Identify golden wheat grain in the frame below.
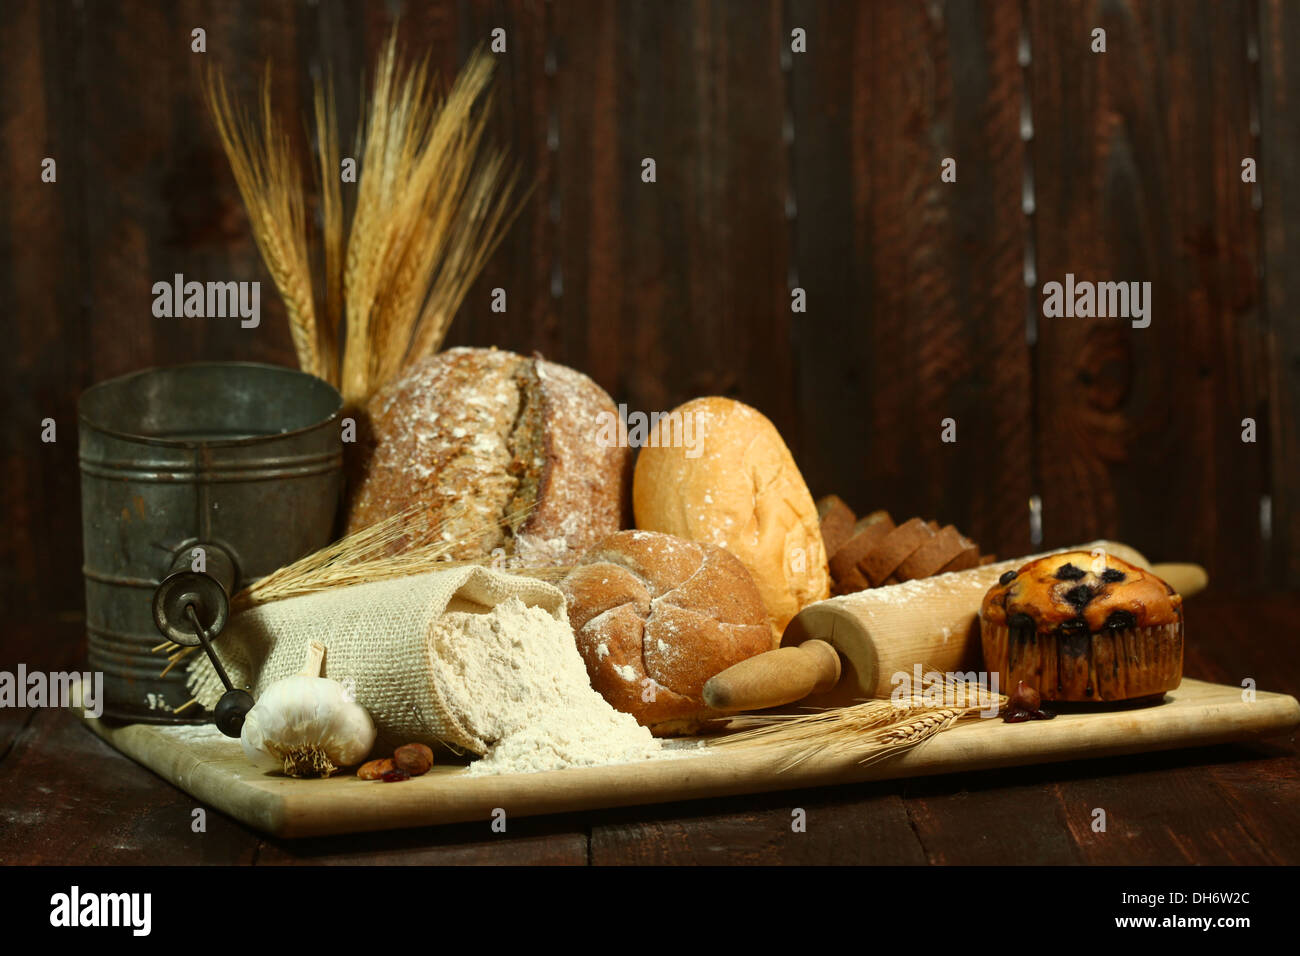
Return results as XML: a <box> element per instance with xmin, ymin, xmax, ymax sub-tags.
<box><xmin>207</xmin><ymin>29</ymin><xmax>521</xmax><ymax>404</ymax></box>
<box><xmin>408</xmin><ymin>143</ymin><xmax>525</xmax><ymax>366</ymax></box>
<box><xmin>340</xmin><ymin>32</ymin><xmax>402</xmax><ymax>404</ymax></box>
<box><xmin>713</xmin><ymin>674</ymin><xmax>1006</xmax><ymax>770</ymax></box>
<box><xmin>879</xmin><ymin>709</ymin><xmax>963</xmax><ymax>743</ymax></box>
<box><xmin>156</xmin><ymin>501</ymin><xmax>554</xmax><ymax>676</ymax></box>
<box><xmin>313</xmin><ymin>70</ymin><xmax>344</xmax><ymax>385</ymax></box>
<box><xmin>204</xmin><ymin>66</ymin><xmax>319</xmax><ymax>377</ymax></box>
<box><xmin>372</xmin><ymin>49</ymin><xmax>509</xmax><ymax>385</ymax></box>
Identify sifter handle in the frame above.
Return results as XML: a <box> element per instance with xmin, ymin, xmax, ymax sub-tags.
<box><xmin>151</xmin><ymin>543</ymin><xmax>253</xmax><ymax>737</ymax></box>
<box><xmin>152</xmin><ymin>543</ymin><xmax>237</xmax><ymax>647</ymax></box>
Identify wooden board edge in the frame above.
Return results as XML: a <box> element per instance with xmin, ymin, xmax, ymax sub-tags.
<box><xmin>82</xmin><ymin>718</ymin><xmax>288</xmax><ymax>836</ymax></box>
<box><xmin>272</xmin><ymin>688</ymin><xmax>1300</xmax><ymax>838</ymax></box>
<box><xmin>80</xmin><ymin>682</ymin><xmax>1300</xmax><ymax>839</ymax></box>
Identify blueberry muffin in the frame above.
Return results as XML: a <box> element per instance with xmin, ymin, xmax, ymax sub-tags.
<box><xmin>980</xmin><ymin>551</ymin><xmax>1184</xmax><ymax>703</ymax></box>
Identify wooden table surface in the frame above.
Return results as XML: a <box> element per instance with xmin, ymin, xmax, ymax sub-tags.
<box><xmin>2</xmin><ymin>595</ymin><xmax>1297</xmax><ymax>866</ymax></box>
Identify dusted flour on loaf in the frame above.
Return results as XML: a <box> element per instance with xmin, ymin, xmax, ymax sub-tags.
<box><xmin>632</xmin><ymin>397</ymin><xmax>831</xmax><ymax>639</ymax></box>
<box><xmin>346</xmin><ymin>347</ymin><xmax>631</xmax><ymax>565</ymax></box>
<box><xmin>559</xmin><ymin>530</ymin><xmax>772</xmax><ymax>736</ymax></box>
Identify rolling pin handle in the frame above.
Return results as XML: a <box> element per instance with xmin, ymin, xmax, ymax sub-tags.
<box><xmin>805</xmin><ymin>639</ymin><xmax>842</xmax><ymax>694</ymax></box>
<box><xmin>1150</xmin><ymin>563</ymin><xmax>1208</xmax><ymax>598</ymax></box>
<box><xmin>703</xmin><ymin>639</ymin><xmax>842</xmax><ymax>713</ymax></box>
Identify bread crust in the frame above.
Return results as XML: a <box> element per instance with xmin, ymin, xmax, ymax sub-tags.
<box><xmin>560</xmin><ymin>530</ymin><xmax>772</xmax><ymax>735</ymax></box>
<box><xmin>816</xmin><ymin>495</ymin><xmax>856</xmax><ymax>559</ymax></box>
<box><xmin>860</xmin><ymin>517</ymin><xmax>931</xmax><ymax>585</ymax></box>
<box><xmin>896</xmin><ymin>524</ymin><xmax>965</xmax><ymax>579</ymax></box>
<box><xmin>345</xmin><ymin>347</ymin><xmax>630</xmax><ymax>563</ymax></box>
<box><xmin>631</xmin><ymin>397</ymin><xmax>830</xmax><ymax>641</ymax></box>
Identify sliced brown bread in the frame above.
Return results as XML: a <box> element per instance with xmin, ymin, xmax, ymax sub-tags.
<box><xmin>860</xmin><ymin>517</ymin><xmax>932</xmax><ymax>585</ymax></box>
<box><xmin>829</xmin><ymin>513</ymin><xmax>895</xmax><ymax>590</ymax></box>
<box><xmin>938</xmin><ymin>540</ymin><xmax>980</xmax><ymax>573</ymax></box>
<box><xmin>896</xmin><ymin>524</ymin><xmax>967</xmax><ymax>579</ymax></box>
<box><xmin>815</xmin><ymin>495</ymin><xmax>856</xmax><ymax>563</ymax></box>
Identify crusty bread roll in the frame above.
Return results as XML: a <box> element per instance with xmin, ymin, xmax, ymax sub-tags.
<box><xmin>346</xmin><ymin>347</ymin><xmax>630</xmax><ymax>564</ymax></box>
<box><xmin>559</xmin><ymin>530</ymin><xmax>772</xmax><ymax>735</ymax></box>
<box><xmin>632</xmin><ymin>397</ymin><xmax>830</xmax><ymax>641</ymax></box>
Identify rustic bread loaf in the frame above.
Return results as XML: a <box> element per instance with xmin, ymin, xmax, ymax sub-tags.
<box><xmin>632</xmin><ymin>397</ymin><xmax>831</xmax><ymax>642</ymax></box>
<box><xmin>559</xmin><ymin>530</ymin><xmax>772</xmax><ymax>736</ymax></box>
<box><xmin>345</xmin><ymin>347</ymin><xmax>631</xmax><ymax>564</ymax></box>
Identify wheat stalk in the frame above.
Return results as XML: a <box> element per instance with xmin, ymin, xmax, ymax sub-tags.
<box><xmin>206</xmin><ymin>29</ymin><xmax>522</xmax><ymax>405</ymax></box>
<box><xmin>204</xmin><ymin>65</ymin><xmax>320</xmax><ymax>377</ymax></box>
<box><xmin>230</xmin><ymin>504</ymin><xmax>451</xmax><ymax>612</ymax></box>
<box><xmin>153</xmin><ymin>502</ymin><xmax>568</xmax><ymax>675</ymax></box>
<box><xmin>713</xmin><ymin>676</ymin><xmax>1006</xmax><ymax>771</ymax></box>
<box><xmin>408</xmin><ymin>148</ymin><xmax>523</xmax><ymax>367</ymax></box>
<box><xmin>313</xmin><ymin>70</ymin><xmax>344</xmax><ymax>383</ymax></box>
<box><xmin>879</xmin><ymin>709</ymin><xmax>964</xmax><ymax>743</ymax></box>
<box><xmin>342</xmin><ymin>34</ymin><xmax>412</xmax><ymax>403</ymax></box>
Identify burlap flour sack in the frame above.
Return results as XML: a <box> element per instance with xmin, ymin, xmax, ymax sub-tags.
<box><xmin>186</xmin><ymin>566</ymin><xmax>568</xmax><ymax>754</ymax></box>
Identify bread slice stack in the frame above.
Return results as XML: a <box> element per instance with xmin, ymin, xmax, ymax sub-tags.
<box><xmin>817</xmin><ymin>495</ymin><xmax>995</xmax><ymax>595</ymax></box>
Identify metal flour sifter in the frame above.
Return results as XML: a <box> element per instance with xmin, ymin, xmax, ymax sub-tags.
<box><xmin>78</xmin><ymin>362</ymin><xmax>343</xmax><ymax>731</ymax></box>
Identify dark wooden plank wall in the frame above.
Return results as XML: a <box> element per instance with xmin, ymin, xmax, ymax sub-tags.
<box><xmin>1029</xmin><ymin>0</ymin><xmax>1267</xmax><ymax>587</ymax></box>
<box><xmin>1</xmin><ymin>0</ymin><xmax>1295</xmax><ymax>628</ymax></box>
<box><xmin>1261</xmin><ymin>0</ymin><xmax>1300</xmax><ymax>587</ymax></box>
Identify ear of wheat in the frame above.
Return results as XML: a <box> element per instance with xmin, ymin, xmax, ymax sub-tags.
<box><xmin>713</xmin><ymin>675</ymin><xmax>1006</xmax><ymax>770</ymax></box>
<box><xmin>204</xmin><ymin>65</ymin><xmax>320</xmax><ymax>377</ymax></box>
<box><xmin>152</xmin><ymin>503</ymin><xmax>570</xmax><ymax>677</ymax></box>
<box><xmin>204</xmin><ymin>28</ymin><xmax>522</xmax><ymax>406</ymax></box>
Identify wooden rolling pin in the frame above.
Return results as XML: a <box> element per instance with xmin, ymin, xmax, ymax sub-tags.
<box><xmin>703</xmin><ymin>541</ymin><xmax>1207</xmax><ymax>713</ymax></box>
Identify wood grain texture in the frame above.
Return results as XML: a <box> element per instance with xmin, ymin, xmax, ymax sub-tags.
<box><xmin>76</xmin><ymin>676</ymin><xmax>1300</xmax><ymax>837</ymax></box>
<box><xmin>903</xmin><ymin>744</ymin><xmax>1292</xmax><ymax>865</ymax></box>
<box><xmin>1028</xmin><ymin>0</ymin><xmax>1266</xmax><ymax>585</ymax></box>
<box><xmin>0</xmin><ymin>706</ymin><xmax>259</xmax><ymax>865</ymax></box>
<box><xmin>252</xmin><ymin>814</ymin><xmax>590</xmax><ymax>865</ymax></box>
<box><xmin>1260</xmin><ymin>0</ymin><xmax>1300</xmax><ymax>588</ymax></box>
<box><xmin>549</xmin><ymin>0</ymin><xmax>792</xmax><ymax>421</ymax></box>
<box><xmin>0</xmin><ymin>598</ymin><xmax>1296</xmax><ymax>863</ymax></box>
<box><xmin>2</xmin><ymin>0</ymin><xmax>1299</xmax><ymax>866</ymax></box>
<box><xmin>588</xmin><ymin>786</ymin><xmax>927</xmax><ymax>865</ymax></box>
<box><xmin>789</xmin><ymin>0</ymin><xmax>1033</xmax><ymax>561</ymax></box>
<box><xmin>0</xmin><ymin>0</ymin><xmax>91</xmax><ymax>622</ymax></box>
<box><xmin>0</xmin><ymin>0</ymin><xmax>1296</xmax><ymax>619</ymax></box>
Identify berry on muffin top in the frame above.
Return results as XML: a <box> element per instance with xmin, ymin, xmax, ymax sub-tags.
<box><xmin>981</xmin><ymin>551</ymin><xmax>1182</xmax><ymax>634</ymax></box>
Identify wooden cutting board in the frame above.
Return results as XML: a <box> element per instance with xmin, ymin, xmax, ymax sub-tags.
<box><xmin>84</xmin><ymin>678</ymin><xmax>1298</xmax><ymax>838</ymax></box>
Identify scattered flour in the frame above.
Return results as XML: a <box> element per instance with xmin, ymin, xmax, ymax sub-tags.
<box><xmin>428</xmin><ymin>597</ymin><xmax>662</xmax><ymax>776</ymax></box>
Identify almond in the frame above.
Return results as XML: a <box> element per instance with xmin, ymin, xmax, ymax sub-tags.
<box><xmin>393</xmin><ymin>743</ymin><xmax>434</xmax><ymax>777</ymax></box>
<box><xmin>357</xmin><ymin>758</ymin><xmax>394</xmax><ymax>780</ymax></box>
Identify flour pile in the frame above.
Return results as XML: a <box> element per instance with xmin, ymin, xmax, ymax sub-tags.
<box><xmin>430</xmin><ymin>597</ymin><xmax>662</xmax><ymax>776</ymax></box>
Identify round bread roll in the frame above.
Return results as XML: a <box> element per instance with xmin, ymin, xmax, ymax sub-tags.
<box><xmin>632</xmin><ymin>397</ymin><xmax>830</xmax><ymax>641</ymax></box>
<box><xmin>346</xmin><ymin>347</ymin><xmax>631</xmax><ymax>565</ymax></box>
<box><xmin>559</xmin><ymin>530</ymin><xmax>772</xmax><ymax>736</ymax></box>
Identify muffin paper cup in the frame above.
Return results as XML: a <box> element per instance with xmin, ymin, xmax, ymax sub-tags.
<box><xmin>981</xmin><ymin>618</ymin><xmax>1184</xmax><ymax>703</ymax></box>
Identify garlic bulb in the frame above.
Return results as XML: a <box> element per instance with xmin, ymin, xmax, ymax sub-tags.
<box><xmin>240</xmin><ymin>641</ymin><xmax>376</xmax><ymax>778</ymax></box>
